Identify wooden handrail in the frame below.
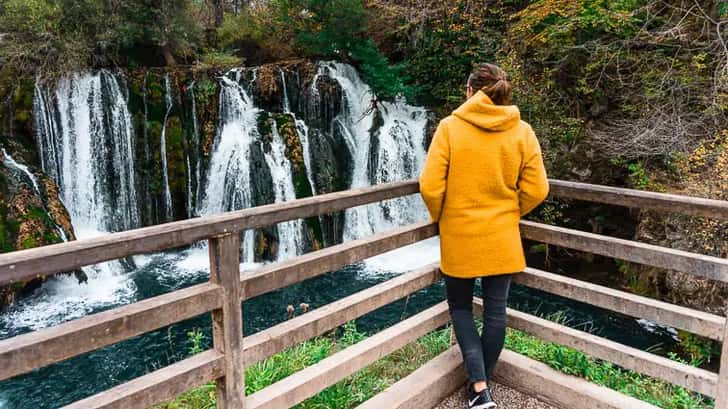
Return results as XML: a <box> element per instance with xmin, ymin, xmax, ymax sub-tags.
<box><xmin>0</xmin><ymin>282</ymin><xmax>223</xmax><ymax>382</ymax></box>
<box><xmin>62</xmin><ymin>350</ymin><xmax>225</xmax><ymax>409</ymax></box>
<box><xmin>549</xmin><ymin>179</ymin><xmax>728</xmax><ymax>221</ymax></box>
<box><xmin>516</xmin><ymin>268</ymin><xmax>726</xmax><ymax>341</ymax></box>
<box><xmin>520</xmin><ymin>220</ymin><xmax>728</xmax><ymax>283</ymax></box>
<box><xmin>1</xmin><ymin>179</ymin><xmax>727</xmax><ymax>409</ymax></box>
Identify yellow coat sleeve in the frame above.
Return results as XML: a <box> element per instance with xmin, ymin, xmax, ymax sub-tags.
<box><xmin>519</xmin><ymin>131</ymin><xmax>549</xmax><ymax>216</ymax></box>
<box><xmin>419</xmin><ymin>122</ymin><xmax>450</xmax><ymax>222</ymax></box>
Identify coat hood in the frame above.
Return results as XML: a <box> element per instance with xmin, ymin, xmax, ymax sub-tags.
<box><xmin>453</xmin><ymin>91</ymin><xmax>521</xmax><ymax>132</ymax></box>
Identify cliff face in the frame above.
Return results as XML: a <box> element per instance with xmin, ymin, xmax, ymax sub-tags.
<box><xmin>0</xmin><ymin>59</ymin><xmax>405</xmax><ymax>309</ymax></box>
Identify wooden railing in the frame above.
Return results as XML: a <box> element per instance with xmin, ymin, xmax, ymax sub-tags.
<box><xmin>0</xmin><ymin>179</ymin><xmax>726</xmax><ymax>409</ymax></box>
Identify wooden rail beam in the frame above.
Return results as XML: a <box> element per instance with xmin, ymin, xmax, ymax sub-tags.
<box><xmin>479</xmin><ymin>301</ymin><xmax>719</xmax><ymax>397</ymax></box>
<box><xmin>716</xmin><ymin>318</ymin><xmax>728</xmax><ymax>409</ymax></box>
<box><xmin>241</xmin><ymin>222</ymin><xmax>437</xmax><ymax>299</ymax></box>
<box><xmin>520</xmin><ymin>221</ymin><xmax>728</xmax><ymax>283</ymax></box>
<box><xmin>209</xmin><ymin>234</ymin><xmax>245</xmax><ymax>408</ymax></box>
<box><xmin>61</xmin><ymin>350</ymin><xmax>224</xmax><ymax>409</ymax></box>
<box><xmin>245</xmin><ymin>302</ymin><xmax>451</xmax><ymax>409</ymax></box>
<box><xmin>549</xmin><ymin>179</ymin><xmax>728</xmax><ymax>221</ymax></box>
<box><xmin>515</xmin><ymin>268</ymin><xmax>726</xmax><ymax>341</ymax></box>
<box><xmin>0</xmin><ymin>283</ymin><xmax>222</xmax><ymax>382</ymax></box>
<box><xmin>354</xmin><ymin>345</ymin><xmax>465</xmax><ymax>409</ymax></box>
<box><xmin>243</xmin><ymin>264</ymin><xmax>441</xmax><ymax>365</ymax></box>
<box><xmin>494</xmin><ymin>350</ymin><xmax>660</xmax><ymax>409</ymax></box>
<box><xmin>0</xmin><ymin>180</ymin><xmax>420</xmax><ymax>285</ymax></box>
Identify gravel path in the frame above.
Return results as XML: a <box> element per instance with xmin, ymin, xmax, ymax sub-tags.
<box><xmin>434</xmin><ymin>383</ymin><xmax>558</xmax><ymax>409</ymax></box>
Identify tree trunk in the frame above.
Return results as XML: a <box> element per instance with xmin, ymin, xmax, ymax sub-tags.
<box><xmin>213</xmin><ymin>0</ymin><xmax>224</xmax><ymax>27</ymax></box>
<box><xmin>161</xmin><ymin>44</ymin><xmax>177</xmax><ymax>67</ymax></box>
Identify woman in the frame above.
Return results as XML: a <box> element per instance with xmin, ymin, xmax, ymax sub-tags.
<box><xmin>419</xmin><ymin>63</ymin><xmax>549</xmax><ymax>409</ymax></box>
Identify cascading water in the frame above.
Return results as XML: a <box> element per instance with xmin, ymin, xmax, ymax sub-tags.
<box><xmin>198</xmin><ymin>72</ymin><xmax>257</xmax><ymax>263</ymax></box>
<box><xmin>160</xmin><ymin>74</ymin><xmax>174</xmax><ymax>221</ymax></box>
<box><xmin>263</xmin><ymin>122</ymin><xmax>305</xmax><ymax>259</ymax></box>
<box><xmin>318</xmin><ymin>62</ymin><xmax>429</xmax><ymax>242</ymax></box>
<box><xmin>1</xmin><ymin>149</ymin><xmax>68</xmax><ymax>242</ymax></box>
<box><xmin>188</xmin><ymin>81</ymin><xmax>202</xmax><ymax>217</ymax></box>
<box><xmin>1</xmin><ymin>149</ymin><xmax>41</xmax><ymax>194</ymax></box>
<box><xmin>7</xmin><ymin>71</ymin><xmax>140</xmax><ymax>330</ymax></box>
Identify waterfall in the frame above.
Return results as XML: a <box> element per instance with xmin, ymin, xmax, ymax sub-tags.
<box><xmin>1</xmin><ymin>149</ymin><xmax>69</xmax><ymax>242</ymax></box>
<box><xmin>198</xmin><ymin>73</ymin><xmax>257</xmax><ymax>263</ymax></box>
<box><xmin>319</xmin><ymin>62</ymin><xmax>428</xmax><ymax>241</ymax></box>
<box><xmin>160</xmin><ymin>74</ymin><xmax>174</xmax><ymax>221</ymax></box>
<box><xmin>188</xmin><ymin>81</ymin><xmax>202</xmax><ymax>217</ymax></box>
<box><xmin>11</xmin><ymin>71</ymin><xmax>140</xmax><ymax>329</ymax></box>
<box><xmin>2</xmin><ymin>149</ymin><xmax>40</xmax><ymax>194</ymax></box>
<box><xmin>263</xmin><ymin>122</ymin><xmax>305</xmax><ymax>259</ymax></box>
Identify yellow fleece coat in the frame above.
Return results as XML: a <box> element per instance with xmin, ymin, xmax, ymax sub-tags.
<box><xmin>419</xmin><ymin>91</ymin><xmax>549</xmax><ymax>278</ymax></box>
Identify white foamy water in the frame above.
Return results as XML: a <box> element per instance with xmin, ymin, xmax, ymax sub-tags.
<box><xmin>160</xmin><ymin>74</ymin><xmax>174</xmax><ymax>221</ymax></box>
<box><xmin>263</xmin><ymin>122</ymin><xmax>305</xmax><ymax>260</ymax></box>
<box><xmin>5</xmin><ymin>71</ymin><xmax>142</xmax><ymax>332</ymax></box>
<box><xmin>198</xmin><ymin>72</ymin><xmax>258</xmax><ymax>262</ymax></box>
<box><xmin>363</xmin><ymin>237</ymin><xmax>440</xmax><ymax>274</ymax></box>
<box><xmin>2</xmin><ymin>148</ymin><xmax>40</xmax><ymax>194</ymax></box>
<box><xmin>319</xmin><ymin>62</ymin><xmax>429</xmax><ymax>242</ymax></box>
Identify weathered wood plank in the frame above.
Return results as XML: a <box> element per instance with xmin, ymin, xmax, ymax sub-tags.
<box><xmin>243</xmin><ymin>264</ymin><xmax>441</xmax><ymax>365</ymax></box>
<box><xmin>715</xmin><ymin>319</ymin><xmax>728</xmax><ymax>409</ymax></box>
<box><xmin>0</xmin><ymin>180</ymin><xmax>420</xmax><ymax>285</ymax></box>
<box><xmin>354</xmin><ymin>345</ymin><xmax>465</xmax><ymax>409</ymax></box>
<box><xmin>241</xmin><ymin>222</ymin><xmax>438</xmax><ymax>299</ymax></box>
<box><xmin>209</xmin><ymin>235</ymin><xmax>245</xmax><ymax>408</ymax></box>
<box><xmin>245</xmin><ymin>302</ymin><xmax>451</xmax><ymax>409</ymax></box>
<box><xmin>0</xmin><ymin>283</ymin><xmax>222</xmax><ymax>382</ymax></box>
<box><xmin>492</xmin><ymin>303</ymin><xmax>719</xmax><ymax>397</ymax></box>
<box><xmin>61</xmin><ymin>350</ymin><xmax>224</xmax><ymax>409</ymax></box>
<box><xmin>515</xmin><ymin>268</ymin><xmax>726</xmax><ymax>341</ymax></box>
<box><xmin>520</xmin><ymin>221</ymin><xmax>728</xmax><ymax>283</ymax></box>
<box><xmin>549</xmin><ymin>179</ymin><xmax>728</xmax><ymax>221</ymax></box>
<box><xmin>494</xmin><ymin>349</ymin><xmax>660</xmax><ymax>409</ymax></box>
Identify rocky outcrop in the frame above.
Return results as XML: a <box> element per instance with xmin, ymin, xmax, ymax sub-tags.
<box><xmin>0</xmin><ymin>147</ymin><xmax>85</xmax><ymax>311</ymax></box>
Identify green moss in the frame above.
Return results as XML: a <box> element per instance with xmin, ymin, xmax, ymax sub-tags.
<box><xmin>19</xmin><ymin>236</ymin><xmax>38</xmax><ymax>250</ymax></box>
<box><xmin>194</xmin><ymin>79</ymin><xmax>217</xmax><ymax>103</ymax></box>
<box><xmin>257</xmin><ymin>111</ymin><xmax>272</xmax><ymax>137</ymax></box>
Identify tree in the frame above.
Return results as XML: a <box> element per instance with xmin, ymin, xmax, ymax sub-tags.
<box><xmin>112</xmin><ymin>0</ymin><xmax>203</xmax><ymax>66</ymax></box>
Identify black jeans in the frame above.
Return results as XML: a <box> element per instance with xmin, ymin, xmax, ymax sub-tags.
<box><xmin>444</xmin><ymin>273</ymin><xmax>513</xmax><ymax>383</ymax></box>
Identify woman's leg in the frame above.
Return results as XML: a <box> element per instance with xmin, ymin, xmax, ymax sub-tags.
<box><xmin>444</xmin><ymin>275</ymin><xmax>487</xmax><ymax>384</ymax></box>
<box><xmin>480</xmin><ymin>274</ymin><xmax>513</xmax><ymax>381</ymax></box>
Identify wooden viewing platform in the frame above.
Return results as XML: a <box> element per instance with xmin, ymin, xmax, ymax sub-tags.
<box><xmin>0</xmin><ymin>179</ymin><xmax>727</xmax><ymax>408</ymax></box>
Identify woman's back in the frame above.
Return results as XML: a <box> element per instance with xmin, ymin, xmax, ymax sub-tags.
<box><xmin>419</xmin><ymin>74</ymin><xmax>548</xmax><ymax>279</ymax></box>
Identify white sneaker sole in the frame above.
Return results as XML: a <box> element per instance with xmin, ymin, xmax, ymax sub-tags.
<box><xmin>468</xmin><ymin>402</ymin><xmax>496</xmax><ymax>409</ymax></box>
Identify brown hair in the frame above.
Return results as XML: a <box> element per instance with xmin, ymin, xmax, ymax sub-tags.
<box><xmin>467</xmin><ymin>63</ymin><xmax>512</xmax><ymax>106</ymax></box>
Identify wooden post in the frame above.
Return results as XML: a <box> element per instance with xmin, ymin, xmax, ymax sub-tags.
<box><xmin>717</xmin><ymin>317</ymin><xmax>728</xmax><ymax>409</ymax></box>
<box><xmin>209</xmin><ymin>234</ymin><xmax>245</xmax><ymax>409</ymax></box>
